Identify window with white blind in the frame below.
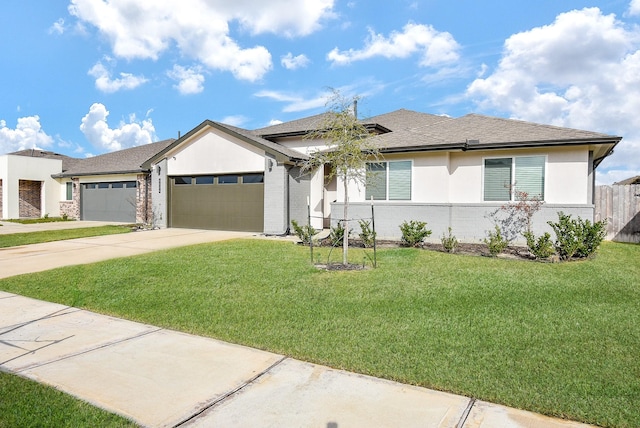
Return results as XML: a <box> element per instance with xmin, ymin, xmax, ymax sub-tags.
<box><xmin>483</xmin><ymin>156</ymin><xmax>545</xmax><ymax>201</ymax></box>
<box><xmin>366</xmin><ymin>160</ymin><xmax>412</xmax><ymax>200</ymax></box>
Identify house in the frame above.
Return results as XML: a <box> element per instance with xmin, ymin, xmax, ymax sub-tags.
<box><xmin>0</xmin><ymin>150</ymin><xmax>79</xmax><ymax>219</ymax></box>
<box><xmin>146</xmin><ymin>109</ymin><xmax>620</xmax><ymax>242</ymax></box>
<box><xmin>0</xmin><ymin>140</ymin><xmax>173</xmax><ymax>224</ymax></box>
<box><xmin>1</xmin><ymin>108</ymin><xmax>621</xmax><ymax>243</ymax></box>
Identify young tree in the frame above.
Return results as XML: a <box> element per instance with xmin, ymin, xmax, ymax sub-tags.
<box><xmin>301</xmin><ymin>90</ymin><xmax>381</xmax><ymax>265</ymax></box>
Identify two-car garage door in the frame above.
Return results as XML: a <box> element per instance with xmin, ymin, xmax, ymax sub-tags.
<box><xmin>169</xmin><ymin>173</ymin><xmax>264</xmax><ymax>232</ymax></box>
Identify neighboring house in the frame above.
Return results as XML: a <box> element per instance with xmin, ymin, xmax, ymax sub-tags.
<box><xmin>0</xmin><ymin>140</ymin><xmax>174</xmax><ymax>224</ymax></box>
<box><xmin>614</xmin><ymin>175</ymin><xmax>640</xmax><ymax>185</ymax></box>
<box><xmin>1</xmin><ymin>109</ymin><xmax>621</xmax><ymax>243</ymax></box>
<box><xmin>146</xmin><ymin>109</ymin><xmax>620</xmax><ymax>242</ymax></box>
<box><xmin>0</xmin><ymin>150</ymin><xmax>79</xmax><ymax>219</ymax></box>
<box><xmin>52</xmin><ymin>139</ymin><xmax>174</xmax><ymax>224</ymax></box>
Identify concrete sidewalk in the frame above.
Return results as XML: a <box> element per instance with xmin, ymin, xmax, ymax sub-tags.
<box><xmin>0</xmin><ymin>227</ymin><xmax>596</xmax><ymax>427</ymax></box>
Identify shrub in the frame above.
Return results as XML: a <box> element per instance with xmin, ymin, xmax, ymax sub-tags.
<box><xmin>291</xmin><ymin>220</ymin><xmax>315</xmax><ymax>245</ymax></box>
<box><xmin>330</xmin><ymin>223</ymin><xmax>351</xmax><ymax>247</ymax></box>
<box><xmin>399</xmin><ymin>220</ymin><xmax>432</xmax><ymax>247</ymax></box>
<box><xmin>484</xmin><ymin>225</ymin><xmax>508</xmax><ymax>256</ymax></box>
<box><xmin>441</xmin><ymin>227</ymin><xmax>459</xmax><ymax>253</ymax></box>
<box><xmin>486</xmin><ymin>190</ymin><xmax>544</xmax><ymax>243</ymax></box>
<box><xmin>547</xmin><ymin>212</ymin><xmax>607</xmax><ymax>260</ymax></box>
<box><xmin>358</xmin><ymin>219</ymin><xmax>376</xmax><ymax>248</ymax></box>
<box><xmin>523</xmin><ymin>231</ymin><xmax>555</xmax><ymax>260</ymax></box>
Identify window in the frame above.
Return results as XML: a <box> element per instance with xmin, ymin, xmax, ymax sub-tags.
<box><xmin>195</xmin><ymin>176</ymin><xmax>214</xmax><ymax>185</ymax></box>
<box><xmin>484</xmin><ymin>156</ymin><xmax>545</xmax><ymax>201</ymax></box>
<box><xmin>242</xmin><ymin>173</ymin><xmax>264</xmax><ymax>184</ymax></box>
<box><xmin>66</xmin><ymin>182</ymin><xmax>73</xmax><ymax>200</ymax></box>
<box><xmin>365</xmin><ymin>160</ymin><xmax>411</xmax><ymax>201</ymax></box>
<box><xmin>217</xmin><ymin>175</ymin><xmax>238</xmax><ymax>184</ymax></box>
<box><xmin>111</xmin><ymin>182</ymin><xmax>124</xmax><ymax>189</ymax></box>
<box><xmin>124</xmin><ymin>181</ymin><xmax>137</xmax><ymax>189</ymax></box>
<box><xmin>174</xmin><ymin>176</ymin><xmax>192</xmax><ymax>185</ymax></box>
<box><xmin>97</xmin><ymin>183</ymin><xmax>109</xmax><ymax>189</ymax></box>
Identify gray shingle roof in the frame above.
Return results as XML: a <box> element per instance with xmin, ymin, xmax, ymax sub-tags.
<box><xmin>368</xmin><ymin>113</ymin><xmax>620</xmax><ymax>151</ymax></box>
<box><xmin>8</xmin><ymin>149</ymin><xmax>80</xmax><ymax>172</ymax></box>
<box><xmin>56</xmin><ymin>139</ymin><xmax>175</xmax><ymax>177</ymax></box>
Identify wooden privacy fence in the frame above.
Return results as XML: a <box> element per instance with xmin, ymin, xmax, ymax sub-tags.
<box><xmin>595</xmin><ymin>184</ymin><xmax>640</xmax><ymax>243</ymax></box>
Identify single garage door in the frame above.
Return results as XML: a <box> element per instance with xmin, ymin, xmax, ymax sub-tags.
<box><xmin>169</xmin><ymin>173</ymin><xmax>264</xmax><ymax>232</ymax></box>
<box><xmin>81</xmin><ymin>181</ymin><xmax>137</xmax><ymax>222</ymax></box>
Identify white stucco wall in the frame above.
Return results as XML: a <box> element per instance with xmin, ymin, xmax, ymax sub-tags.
<box><xmin>166</xmin><ymin>128</ymin><xmax>265</xmax><ymax>175</ymax></box>
<box><xmin>0</xmin><ymin>155</ymin><xmax>62</xmax><ymax>219</ymax></box>
<box><xmin>274</xmin><ymin>136</ymin><xmax>332</xmax><ymax>156</ymax></box>
<box><xmin>340</xmin><ymin>146</ymin><xmax>592</xmax><ymax>205</ymax></box>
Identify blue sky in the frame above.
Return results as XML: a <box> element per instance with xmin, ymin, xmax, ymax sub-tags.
<box><xmin>1</xmin><ymin>0</ymin><xmax>639</xmax><ymax>184</ymax></box>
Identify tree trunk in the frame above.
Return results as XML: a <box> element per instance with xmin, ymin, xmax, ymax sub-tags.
<box><xmin>343</xmin><ymin>174</ymin><xmax>349</xmax><ymax>265</ymax></box>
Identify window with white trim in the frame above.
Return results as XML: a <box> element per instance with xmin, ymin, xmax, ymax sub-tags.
<box><xmin>365</xmin><ymin>160</ymin><xmax>412</xmax><ymax>200</ymax></box>
<box><xmin>484</xmin><ymin>156</ymin><xmax>545</xmax><ymax>201</ymax></box>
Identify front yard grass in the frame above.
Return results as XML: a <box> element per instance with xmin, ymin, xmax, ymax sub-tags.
<box><xmin>0</xmin><ymin>371</ymin><xmax>137</xmax><ymax>427</ymax></box>
<box><xmin>0</xmin><ymin>226</ymin><xmax>131</xmax><ymax>248</ymax></box>
<box><xmin>1</xmin><ymin>240</ymin><xmax>638</xmax><ymax>427</ymax></box>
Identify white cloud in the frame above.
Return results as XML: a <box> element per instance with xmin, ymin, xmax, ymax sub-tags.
<box><xmin>0</xmin><ymin>116</ymin><xmax>54</xmax><ymax>153</ymax></box>
<box><xmin>88</xmin><ymin>60</ymin><xmax>147</xmax><ymax>93</ymax></box>
<box><xmin>80</xmin><ymin>103</ymin><xmax>156</xmax><ymax>152</ymax></box>
<box><xmin>68</xmin><ymin>0</ymin><xmax>335</xmax><ymax>82</ymax></box>
<box><xmin>254</xmin><ymin>90</ymin><xmax>328</xmax><ymax>112</ymax></box>
<box><xmin>327</xmin><ymin>22</ymin><xmax>460</xmax><ymax>67</ymax></box>
<box><xmin>629</xmin><ymin>0</ymin><xmax>640</xmax><ymax>16</ymax></box>
<box><xmin>466</xmin><ymin>7</ymin><xmax>640</xmax><ymax>184</ymax></box>
<box><xmin>220</xmin><ymin>115</ymin><xmax>248</xmax><ymax>127</ymax></box>
<box><xmin>167</xmin><ymin>65</ymin><xmax>205</xmax><ymax>95</ymax></box>
<box><xmin>281</xmin><ymin>53</ymin><xmax>311</xmax><ymax>70</ymax></box>
<box><xmin>49</xmin><ymin>18</ymin><xmax>66</xmax><ymax>35</ymax></box>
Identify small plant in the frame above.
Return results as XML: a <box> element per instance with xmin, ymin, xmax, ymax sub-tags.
<box><xmin>358</xmin><ymin>219</ymin><xmax>376</xmax><ymax>248</ymax></box>
<box><xmin>547</xmin><ymin>212</ymin><xmax>606</xmax><ymax>260</ymax></box>
<box><xmin>441</xmin><ymin>227</ymin><xmax>459</xmax><ymax>253</ymax></box>
<box><xmin>399</xmin><ymin>220</ymin><xmax>432</xmax><ymax>247</ymax></box>
<box><xmin>291</xmin><ymin>219</ymin><xmax>315</xmax><ymax>245</ymax></box>
<box><xmin>330</xmin><ymin>223</ymin><xmax>351</xmax><ymax>247</ymax></box>
<box><xmin>523</xmin><ymin>231</ymin><xmax>555</xmax><ymax>260</ymax></box>
<box><xmin>484</xmin><ymin>225</ymin><xmax>508</xmax><ymax>256</ymax></box>
<box><xmin>44</xmin><ymin>213</ymin><xmax>49</xmax><ymax>219</ymax></box>
<box><xmin>61</xmin><ymin>213</ymin><xmax>69</xmax><ymax>221</ymax></box>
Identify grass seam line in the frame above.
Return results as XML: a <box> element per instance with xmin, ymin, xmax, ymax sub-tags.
<box><xmin>172</xmin><ymin>355</ymin><xmax>288</xmax><ymax>428</ymax></box>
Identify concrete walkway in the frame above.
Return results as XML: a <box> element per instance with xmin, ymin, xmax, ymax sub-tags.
<box><xmin>0</xmin><ymin>224</ymin><xmax>596</xmax><ymax>427</ymax></box>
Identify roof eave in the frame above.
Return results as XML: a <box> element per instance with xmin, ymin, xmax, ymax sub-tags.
<box><xmin>53</xmin><ymin>169</ymin><xmax>148</xmax><ymax>179</ymax></box>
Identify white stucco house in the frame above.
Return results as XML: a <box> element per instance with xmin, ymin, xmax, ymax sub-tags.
<box><xmin>0</xmin><ymin>109</ymin><xmax>621</xmax><ymax>243</ymax></box>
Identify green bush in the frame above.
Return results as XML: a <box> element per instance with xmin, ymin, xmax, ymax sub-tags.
<box><xmin>291</xmin><ymin>220</ymin><xmax>315</xmax><ymax>245</ymax></box>
<box><xmin>399</xmin><ymin>220</ymin><xmax>432</xmax><ymax>247</ymax></box>
<box><xmin>484</xmin><ymin>225</ymin><xmax>508</xmax><ymax>256</ymax></box>
<box><xmin>330</xmin><ymin>223</ymin><xmax>351</xmax><ymax>246</ymax></box>
<box><xmin>523</xmin><ymin>231</ymin><xmax>555</xmax><ymax>260</ymax></box>
<box><xmin>358</xmin><ymin>219</ymin><xmax>376</xmax><ymax>248</ymax></box>
<box><xmin>547</xmin><ymin>212</ymin><xmax>606</xmax><ymax>260</ymax></box>
<box><xmin>441</xmin><ymin>227</ymin><xmax>459</xmax><ymax>253</ymax></box>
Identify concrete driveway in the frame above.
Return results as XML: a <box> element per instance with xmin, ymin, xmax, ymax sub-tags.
<box><xmin>0</xmin><ymin>223</ymin><xmax>253</xmax><ymax>279</ymax></box>
<box><xmin>0</xmin><ymin>223</ymin><xmax>596</xmax><ymax>427</ymax></box>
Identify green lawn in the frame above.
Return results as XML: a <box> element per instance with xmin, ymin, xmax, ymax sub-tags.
<box><xmin>0</xmin><ymin>371</ymin><xmax>137</xmax><ymax>428</ymax></box>
<box><xmin>1</xmin><ymin>240</ymin><xmax>638</xmax><ymax>427</ymax></box>
<box><xmin>0</xmin><ymin>226</ymin><xmax>131</xmax><ymax>248</ymax></box>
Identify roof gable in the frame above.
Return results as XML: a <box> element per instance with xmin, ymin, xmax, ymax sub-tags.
<box><xmin>146</xmin><ymin>120</ymin><xmax>308</xmax><ymax>167</ymax></box>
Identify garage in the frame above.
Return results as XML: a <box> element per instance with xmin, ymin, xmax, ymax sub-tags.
<box><xmin>81</xmin><ymin>181</ymin><xmax>137</xmax><ymax>222</ymax></box>
<box><xmin>169</xmin><ymin>173</ymin><xmax>264</xmax><ymax>232</ymax></box>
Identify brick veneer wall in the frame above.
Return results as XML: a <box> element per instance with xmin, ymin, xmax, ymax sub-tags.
<box><xmin>18</xmin><ymin>180</ymin><xmax>42</xmax><ymax>218</ymax></box>
<box><xmin>59</xmin><ymin>178</ymin><xmax>80</xmax><ymax>220</ymax></box>
<box><xmin>136</xmin><ymin>174</ymin><xmax>153</xmax><ymax>225</ymax></box>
